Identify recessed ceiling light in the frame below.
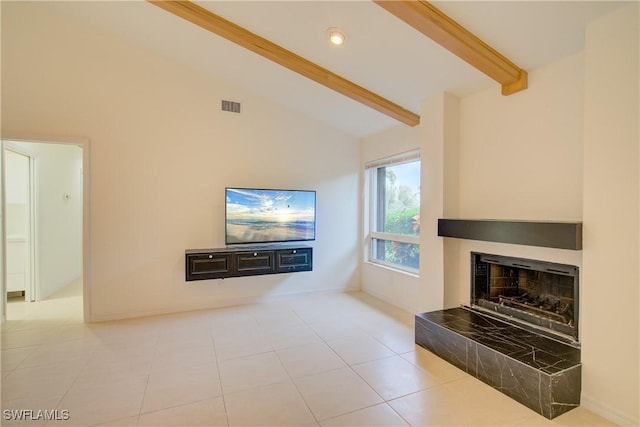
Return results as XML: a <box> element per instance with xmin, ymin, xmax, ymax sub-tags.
<box><xmin>327</xmin><ymin>28</ymin><xmax>346</xmax><ymax>46</ymax></box>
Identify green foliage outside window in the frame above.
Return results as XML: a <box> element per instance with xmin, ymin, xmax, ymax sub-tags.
<box><xmin>378</xmin><ymin>239</ymin><xmax>420</xmax><ymax>270</ymax></box>
<box><xmin>384</xmin><ymin>207</ymin><xmax>420</xmax><ymax>236</ymax></box>
<box><xmin>379</xmin><ymin>168</ymin><xmax>420</xmax><ymax>269</ymax></box>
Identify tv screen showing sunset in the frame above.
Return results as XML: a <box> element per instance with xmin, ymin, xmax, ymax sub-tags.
<box><xmin>225</xmin><ymin>188</ymin><xmax>316</xmax><ymax>244</ymax></box>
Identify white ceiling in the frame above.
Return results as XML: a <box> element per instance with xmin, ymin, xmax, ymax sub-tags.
<box><xmin>36</xmin><ymin>1</ymin><xmax>625</xmax><ymax>138</ymax></box>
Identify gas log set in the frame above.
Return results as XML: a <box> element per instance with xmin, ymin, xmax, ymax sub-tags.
<box><xmin>498</xmin><ymin>292</ymin><xmax>573</xmax><ymax>325</ymax></box>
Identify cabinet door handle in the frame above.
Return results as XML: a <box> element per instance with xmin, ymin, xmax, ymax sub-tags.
<box><xmin>253</xmin><ymin>252</ymin><xmax>257</xmax><ymax>257</ymax></box>
<box><xmin>293</xmin><ymin>250</ymin><xmax>297</xmax><ymax>254</ymax></box>
<box><xmin>208</xmin><ymin>255</ymin><xmax>213</xmax><ymax>259</ymax></box>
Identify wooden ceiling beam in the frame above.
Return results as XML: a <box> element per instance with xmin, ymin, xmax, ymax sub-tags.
<box><xmin>148</xmin><ymin>0</ymin><xmax>420</xmax><ymax>127</ymax></box>
<box><xmin>374</xmin><ymin>0</ymin><xmax>528</xmax><ymax>95</ymax></box>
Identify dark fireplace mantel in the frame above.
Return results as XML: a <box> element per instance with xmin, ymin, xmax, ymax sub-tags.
<box><xmin>438</xmin><ymin>219</ymin><xmax>582</xmax><ymax>250</ymax></box>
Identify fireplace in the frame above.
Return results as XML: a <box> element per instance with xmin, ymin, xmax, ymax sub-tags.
<box><xmin>470</xmin><ymin>252</ymin><xmax>579</xmax><ymax>344</ymax></box>
<box><xmin>418</xmin><ymin>222</ymin><xmax>583</xmax><ymax>418</ymax></box>
<box><xmin>415</xmin><ymin>250</ymin><xmax>582</xmax><ymax>418</ymax></box>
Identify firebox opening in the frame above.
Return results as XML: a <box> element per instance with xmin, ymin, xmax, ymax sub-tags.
<box><xmin>470</xmin><ymin>252</ymin><xmax>579</xmax><ymax>345</ymax></box>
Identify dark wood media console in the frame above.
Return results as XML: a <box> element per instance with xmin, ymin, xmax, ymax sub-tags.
<box><xmin>185</xmin><ymin>245</ymin><xmax>312</xmax><ymax>281</ymax></box>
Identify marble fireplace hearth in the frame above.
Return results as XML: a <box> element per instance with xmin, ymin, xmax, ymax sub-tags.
<box><xmin>415</xmin><ymin>308</ymin><xmax>581</xmax><ymax>419</ymax></box>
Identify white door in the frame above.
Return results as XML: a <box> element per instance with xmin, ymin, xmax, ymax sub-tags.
<box><xmin>4</xmin><ymin>149</ymin><xmax>33</xmax><ymax>301</ymax></box>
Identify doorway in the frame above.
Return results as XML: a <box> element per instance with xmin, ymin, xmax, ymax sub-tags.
<box><xmin>1</xmin><ymin>138</ymin><xmax>89</xmax><ymax>323</ymax></box>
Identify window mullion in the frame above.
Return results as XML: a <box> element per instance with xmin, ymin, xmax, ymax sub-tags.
<box><xmin>376</xmin><ymin>167</ymin><xmax>386</xmax><ymax>258</ymax></box>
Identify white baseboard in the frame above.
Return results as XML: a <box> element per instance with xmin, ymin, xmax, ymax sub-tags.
<box><xmin>581</xmin><ymin>394</ymin><xmax>639</xmax><ymax>426</ymax></box>
<box><xmin>88</xmin><ymin>287</ymin><xmax>356</xmax><ymax>322</ymax></box>
<box><xmin>361</xmin><ymin>287</ymin><xmax>415</xmax><ymax>314</ymax></box>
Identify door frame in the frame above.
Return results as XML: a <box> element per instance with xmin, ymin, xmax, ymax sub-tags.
<box><xmin>1</xmin><ymin>134</ymin><xmax>91</xmax><ymax>322</ymax></box>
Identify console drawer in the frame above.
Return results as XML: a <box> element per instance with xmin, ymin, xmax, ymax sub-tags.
<box><xmin>236</xmin><ymin>251</ymin><xmax>275</xmax><ymax>275</ymax></box>
<box><xmin>185</xmin><ymin>253</ymin><xmax>233</xmax><ymax>280</ymax></box>
<box><xmin>276</xmin><ymin>248</ymin><xmax>312</xmax><ymax>272</ymax></box>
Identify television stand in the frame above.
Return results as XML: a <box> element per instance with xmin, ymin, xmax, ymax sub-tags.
<box><xmin>185</xmin><ymin>244</ymin><xmax>312</xmax><ymax>281</ymax></box>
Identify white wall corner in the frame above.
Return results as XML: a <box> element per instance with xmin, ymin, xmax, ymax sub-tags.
<box><xmin>418</xmin><ymin>92</ymin><xmax>460</xmax><ymax>313</ymax></box>
<box><xmin>443</xmin><ymin>93</ymin><xmax>461</xmax><ymax>309</ymax></box>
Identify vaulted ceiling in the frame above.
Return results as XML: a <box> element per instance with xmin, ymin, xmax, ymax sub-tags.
<box><xmin>35</xmin><ymin>1</ymin><xmax>624</xmax><ymax>138</ymax></box>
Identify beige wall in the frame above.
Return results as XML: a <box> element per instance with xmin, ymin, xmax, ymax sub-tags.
<box><xmin>1</xmin><ymin>2</ymin><xmax>361</xmax><ymax>320</ymax></box>
<box><xmin>582</xmin><ymin>3</ymin><xmax>639</xmax><ymax>424</ymax></box>
<box><xmin>458</xmin><ymin>52</ymin><xmax>584</xmax><ymax>222</ymax></box>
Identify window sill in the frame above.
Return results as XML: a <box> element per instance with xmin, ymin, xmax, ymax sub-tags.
<box><xmin>364</xmin><ymin>260</ymin><xmax>419</xmax><ymax>278</ymax></box>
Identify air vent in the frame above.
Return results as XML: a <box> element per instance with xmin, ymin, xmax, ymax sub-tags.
<box><xmin>221</xmin><ymin>100</ymin><xmax>241</xmax><ymax>113</ymax></box>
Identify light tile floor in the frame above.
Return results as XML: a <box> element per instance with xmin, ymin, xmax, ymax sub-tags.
<box><xmin>1</xmin><ymin>284</ymin><xmax>617</xmax><ymax>426</ymax></box>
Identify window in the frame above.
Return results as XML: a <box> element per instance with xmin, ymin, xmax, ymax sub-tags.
<box><xmin>365</xmin><ymin>150</ymin><xmax>420</xmax><ymax>273</ymax></box>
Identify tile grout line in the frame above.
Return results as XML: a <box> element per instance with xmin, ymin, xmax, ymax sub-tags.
<box><xmin>210</xmin><ymin>328</ymin><xmax>231</xmax><ymax>427</ymax></box>
<box><xmin>297</xmin><ymin>307</ymin><xmax>396</xmax><ymax>424</ymax></box>
<box><xmin>258</xmin><ymin>306</ymin><xmax>322</xmax><ymax>425</ymax></box>
<box><xmin>134</xmin><ymin>331</ymin><xmax>160</xmax><ymax>424</ymax></box>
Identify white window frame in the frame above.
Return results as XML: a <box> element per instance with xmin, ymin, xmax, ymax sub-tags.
<box><xmin>364</xmin><ymin>149</ymin><xmax>420</xmax><ymax>275</ymax></box>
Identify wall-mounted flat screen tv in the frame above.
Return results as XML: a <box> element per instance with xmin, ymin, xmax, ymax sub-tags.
<box><xmin>225</xmin><ymin>187</ymin><xmax>316</xmax><ymax>245</ymax></box>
